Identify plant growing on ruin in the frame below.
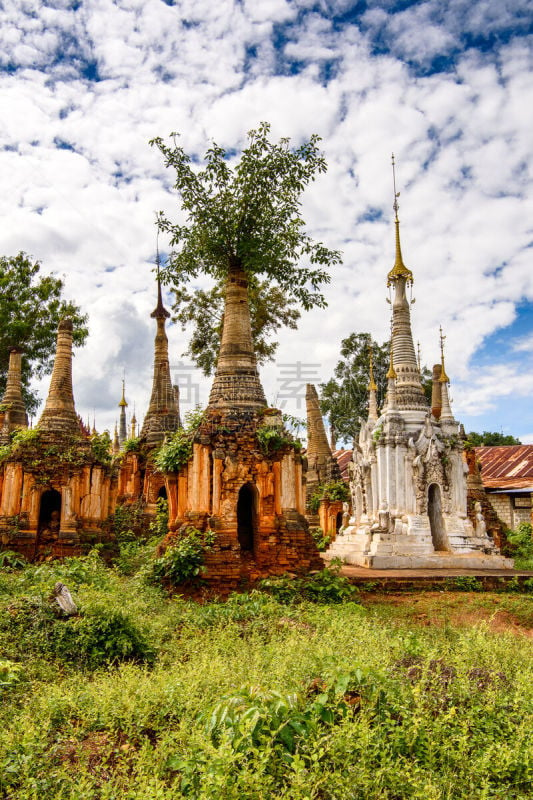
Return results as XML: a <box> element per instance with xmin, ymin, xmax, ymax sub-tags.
<box><xmin>154</xmin><ymin>406</ymin><xmax>205</xmax><ymax>473</ymax></box>
<box><xmin>308</xmin><ymin>480</ymin><xmax>350</xmax><ymax>513</ymax></box>
<box><xmin>149</xmin><ymin>527</ymin><xmax>215</xmax><ymax>587</ymax></box>
<box><xmin>90</xmin><ymin>431</ymin><xmax>112</xmax><ymax>465</ymax></box>
<box><xmin>151</xmin><ymin>122</ymin><xmax>341</xmax><ymax>348</ymax></box>
<box><xmin>122</xmin><ymin>436</ymin><xmax>141</xmax><ymax>453</ymax></box>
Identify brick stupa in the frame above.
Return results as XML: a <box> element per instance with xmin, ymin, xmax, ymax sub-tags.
<box><xmin>161</xmin><ymin>264</ymin><xmax>323</xmax><ymax>587</ymax></box>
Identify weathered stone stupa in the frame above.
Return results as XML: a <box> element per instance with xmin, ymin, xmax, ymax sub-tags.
<box><xmin>140</xmin><ymin>272</ymin><xmax>181</xmax><ymax>446</ymax></box>
<box><xmin>0</xmin><ymin>347</ymin><xmax>28</xmax><ymax>443</ymax></box>
<box><xmin>0</xmin><ymin>320</ymin><xmax>115</xmax><ymax>558</ymax></box>
<box><xmin>326</xmin><ymin>159</ymin><xmax>512</xmax><ymax>569</ymax></box>
<box><xmin>162</xmin><ymin>264</ymin><xmax>322</xmax><ymax>587</ymax></box>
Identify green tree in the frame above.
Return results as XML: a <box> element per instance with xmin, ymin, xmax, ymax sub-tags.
<box><xmin>0</xmin><ymin>252</ymin><xmax>88</xmax><ymax>415</ymax></box>
<box><xmin>320</xmin><ymin>333</ymin><xmax>389</xmax><ymax>445</ymax></box>
<box><xmin>172</xmin><ymin>276</ymin><xmax>300</xmax><ymax>375</ymax></box>
<box><xmin>467</xmin><ymin>431</ymin><xmax>521</xmax><ymax>446</ymax></box>
<box><xmin>151</xmin><ymin>121</ymin><xmax>341</xmax><ymax>312</ymax></box>
<box><xmin>320</xmin><ymin>332</ymin><xmax>432</xmax><ymax>445</ymax></box>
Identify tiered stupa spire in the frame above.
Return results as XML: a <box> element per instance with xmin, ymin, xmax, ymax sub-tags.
<box><xmin>0</xmin><ymin>347</ymin><xmax>28</xmax><ymax>442</ymax></box>
<box><xmin>141</xmin><ymin>251</ymin><xmax>181</xmax><ymax>446</ymax></box>
<box><xmin>367</xmin><ymin>344</ymin><xmax>379</xmax><ymax>422</ymax></box>
<box><xmin>38</xmin><ymin>319</ymin><xmax>81</xmax><ymax>438</ymax></box>
<box><xmin>438</xmin><ymin>326</ymin><xmax>454</xmax><ymax>422</ymax></box>
<box><xmin>386</xmin><ymin>155</ymin><xmax>427</xmax><ymax>411</ymax></box>
<box><xmin>208</xmin><ymin>263</ymin><xmax>266</xmax><ymax>409</ymax></box>
<box><xmin>118</xmin><ymin>378</ymin><xmax>128</xmax><ymax>446</ymax></box>
<box><xmin>130</xmin><ymin>404</ymin><xmax>137</xmax><ymax>439</ymax></box>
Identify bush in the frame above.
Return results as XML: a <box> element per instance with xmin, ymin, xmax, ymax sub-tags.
<box><xmin>311</xmin><ymin>527</ymin><xmax>331</xmax><ymax>551</ymax></box>
<box><xmin>506</xmin><ymin>522</ymin><xmax>533</xmax><ymax>568</ymax></box>
<box><xmin>1</xmin><ymin>596</ymin><xmax>154</xmax><ymax>669</ymax></box>
<box><xmin>259</xmin><ymin>562</ymin><xmax>356</xmax><ymax>605</ymax></box>
<box><xmin>149</xmin><ymin>527</ymin><xmax>215</xmax><ymax>587</ymax></box>
<box><xmin>308</xmin><ymin>480</ymin><xmax>350</xmax><ymax>513</ymax></box>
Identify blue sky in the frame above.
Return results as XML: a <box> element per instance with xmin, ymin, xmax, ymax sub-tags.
<box><xmin>0</xmin><ymin>0</ymin><xmax>532</xmax><ymax>442</ymax></box>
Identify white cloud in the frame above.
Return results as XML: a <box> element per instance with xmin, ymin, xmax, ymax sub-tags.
<box><xmin>0</xmin><ymin>0</ymin><xmax>532</xmax><ymax>436</ymax></box>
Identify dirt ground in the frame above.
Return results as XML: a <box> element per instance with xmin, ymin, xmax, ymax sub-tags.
<box><xmin>361</xmin><ymin>591</ymin><xmax>533</xmax><ymax>638</ymax></box>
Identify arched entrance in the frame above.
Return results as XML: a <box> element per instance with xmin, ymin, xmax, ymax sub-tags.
<box><xmin>38</xmin><ymin>489</ymin><xmax>62</xmax><ymax>549</ymax></box>
<box><xmin>157</xmin><ymin>485</ymin><xmax>167</xmax><ymax>501</ymax></box>
<box><xmin>336</xmin><ymin>511</ymin><xmax>343</xmax><ymax>532</ymax></box>
<box><xmin>237</xmin><ymin>483</ymin><xmax>257</xmax><ymax>553</ymax></box>
<box><xmin>428</xmin><ymin>483</ymin><xmax>448</xmax><ymax>551</ymax></box>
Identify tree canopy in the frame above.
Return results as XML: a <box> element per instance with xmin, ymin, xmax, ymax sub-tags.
<box><xmin>466</xmin><ymin>431</ymin><xmax>522</xmax><ymax>447</ymax></box>
<box><xmin>0</xmin><ymin>253</ymin><xmax>88</xmax><ymax>415</ymax></box>
<box><xmin>151</xmin><ymin>121</ymin><xmax>342</xmax><ymax>310</ymax></box>
<box><xmin>320</xmin><ymin>332</ymin><xmax>432</xmax><ymax>445</ymax></box>
<box><xmin>172</xmin><ymin>275</ymin><xmax>300</xmax><ymax>376</ymax></box>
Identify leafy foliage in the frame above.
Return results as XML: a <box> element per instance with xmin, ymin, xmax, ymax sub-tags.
<box><xmin>122</xmin><ymin>436</ymin><xmax>141</xmax><ymax>453</ymax></box>
<box><xmin>310</xmin><ymin>527</ymin><xmax>332</xmax><ymax>552</ymax></box>
<box><xmin>1</xmin><ymin>596</ymin><xmax>154</xmax><ymax>669</ymax></box>
<box><xmin>173</xmin><ymin>276</ymin><xmax>300</xmax><ymax>376</ymax></box>
<box><xmin>151</xmin><ymin>121</ymin><xmax>341</xmax><ymax>310</ymax></box>
<box><xmin>89</xmin><ymin>431</ymin><xmax>112</xmax><ymax>465</ymax></box>
<box><xmin>0</xmin><ymin>252</ymin><xmax>88</xmax><ymax>414</ymax></box>
<box><xmin>153</xmin><ymin>406</ymin><xmax>205</xmax><ymax>473</ymax></box>
<box><xmin>506</xmin><ymin>522</ymin><xmax>533</xmax><ymax>568</ymax></box>
<box><xmin>259</xmin><ymin>562</ymin><xmax>356</xmax><ymax>604</ymax></box>
<box><xmin>149</xmin><ymin>527</ymin><xmax>215</xmax><ymax>587</ymax></box>
<box><xmin>256</xmin><ymin>425</ymin><xmax>296</xmax><ymax>455</ymax></box>
<box><xmin>467</xmin><ymin>430</ymin><xmax>522</xmax><ymax>446</ymax></box>
<box><xmin>308</xmin><ymin>480</ymin><xmax>350</xmax><ymax>513</ymax></box>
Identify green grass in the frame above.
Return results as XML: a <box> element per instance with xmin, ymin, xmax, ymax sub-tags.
<box><xmin>1</xmin><ymin>554</ymin><xmax>533</xmax><ymax>799</ymax></box>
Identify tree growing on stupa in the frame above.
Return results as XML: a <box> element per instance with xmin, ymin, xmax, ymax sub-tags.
<box><xmin>151</xmin><ymin>122</ymin><xmax>341</xmax><ymax>383</ymax></box>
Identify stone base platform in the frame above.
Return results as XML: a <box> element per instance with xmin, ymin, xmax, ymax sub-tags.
<box><xmin>323</xmin><ymin>550</ymin><xmax>514</xmax><ymax>570</ymax></box>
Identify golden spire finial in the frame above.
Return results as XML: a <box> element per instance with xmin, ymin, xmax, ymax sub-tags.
<box><xmin>119</xmin><ymin>376</ymin><xmax>128</xmax><ymax>408</ymax></box>
<box><xmin>439</xmin><ymin>326</ymin><xmax>450</xmax><ymax>383</ymax></box>
<box><xmin>386</xmin><ymin>327</ymin><xmax>397</xmax><ymax>380</ymax></box>
<box><xmin>368</xmin><ymin>343</ymin><xmax>378</xmax><ymax>391</ymax></box>
<box><xmin>387</xmin><ymin>153</ymin><xmax>414</xmax><ymax>287</ymax></box>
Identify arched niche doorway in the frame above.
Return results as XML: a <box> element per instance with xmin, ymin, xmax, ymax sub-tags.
<box><xmin>428</xmin><ymin>483</ymin><xmax>448</xmax><ymax>552</ymax></box>
<box><xmin>237</xmin><ymin>483</ymin><xmax>257</xmax><ymax>553</ymax></box>
<box><xmin>157</xmin><ymin>485</ymin><xmax>167</xmax><ymax>501</ymax></box>
<box><xmin>38</xmin><ymin>489</ymin><xmax>61</xmax><ymax>533</ymax></box>
<box><xmin>336</xmin><ymin>511</ymin><xmax>343</xmax><ymax>532</ymax></box>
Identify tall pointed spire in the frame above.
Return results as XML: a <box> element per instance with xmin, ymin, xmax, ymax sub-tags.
<box><xmin>306</xmin><ymin>384</ymin><xmax>333</xmax><ymax>463</ymax></box>
<box><xmin>118</xmin><ymin>377</ymin><xmax>128</xmax><ymax>446</ymax></box>
<box><xmin>38</xmin><ymin>319</ymin><xmax>81</xmax><ymax>437</ymax></box>
<box><xmin>439</xmin><ymin>326</ymin><xmax>454</xmax><ymax>422</ymax></box>
<box><xmin>385</xmin><ymin>337</ymin><xmax>397</xmax><ymax>411</ymax></box>
<box><xmin>0</xmin><ymin>347</ymin><xmax>28</xmax><ymax>442</ymax></box>
<box><xmin>141</xmin><ymin>247</ymin><xmax>181</xmax><ymax>446</ymax></box>
<box><xmin>385</xmin><ymin>155</ymin><xmax>427</xmax><ymax>411</ymax></box>
<box><xmin>130</xmin><ymin>403</ymin><xmax>137</xmax><ymax>439</ymax></box>
<box><xmin>208</xmin><ymin>263</ymin><xmax>266</xmax><ymax>409</ymax></box>
<box><xmin>367</xmin><ymin>344</ymin><xmax>379</xmax><ymax>422</ymax></box>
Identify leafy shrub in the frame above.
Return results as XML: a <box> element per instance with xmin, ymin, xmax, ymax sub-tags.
<box><xmin>110</xmin><ymin>500</ymin><xmax>146</xmax><ymax>542</ymax></box>
<box><xmin>149</xmin><ymin>527</ymin><xmax>215</xmax><ymax>587</ymax></box>
<box><xmin>308</xmin><ymin>480</ymin><xmax>350</xmax><ymax>513</ymax></box>
<box><xmin>122</xmin><ymin>436</ymin><xmax>141</xmax><ymax>453</ymax></box>
<box><xmin>506</xmin><ymin>522</ymin><xmax>533</xmax><ymax>568</ymax></box>
<box><xmin>256</xmin><ymin>425</ymin><xmax>290</xmax><ymax>454</ymax></box>
<box><xmin>1</xmin><ymin>596</ymin><xmax>154</xmax><ymax>668</ymax></box>
<box><xmin>154</xmin><ymin>429</ymin><xmax>193</xmax><ymax>473</ymax></box>
<box><xmin>0</xmin><ymin>658</ymin><xmax>24</xmax><ymax>692</ymax></box>
<box><xmin>0</xmin><ymin>550</ymin><xmax>27</xmax><ymax>570</ymax></box>
<box><xmin>259</xmin><ymin>562</ymin><xmax>356</xmax><ymax>604</ymax></box>
<box><xmin>90</xmin><ymin>431</ymin><xmax>112</xmax><ymax>465</ymax></box>
<box><xmin>149</xmin><ymin>497</ymin><xmax>169</xmax><ymax>539</ymax></box>
<box><xmin>311</xmin><ymin>527</ymin><xmax>331</xmax><ymax>551</ymax></box>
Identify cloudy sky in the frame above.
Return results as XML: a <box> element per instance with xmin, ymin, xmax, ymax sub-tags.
<box><xmin>1</xmin><ymin>0</ymin><xmax>532</xmax><ymax>443</ymax></box>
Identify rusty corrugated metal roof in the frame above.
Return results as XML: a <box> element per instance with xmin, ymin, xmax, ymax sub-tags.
<box><xmin>333</xmin><ymin>449</ymin><xmax>352</xmax><ymax>482</ymax></box>
<box><xmin>475</xmin><ymin>445</ymin><xmax>533</xmax><ymax>490</ymax></box>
